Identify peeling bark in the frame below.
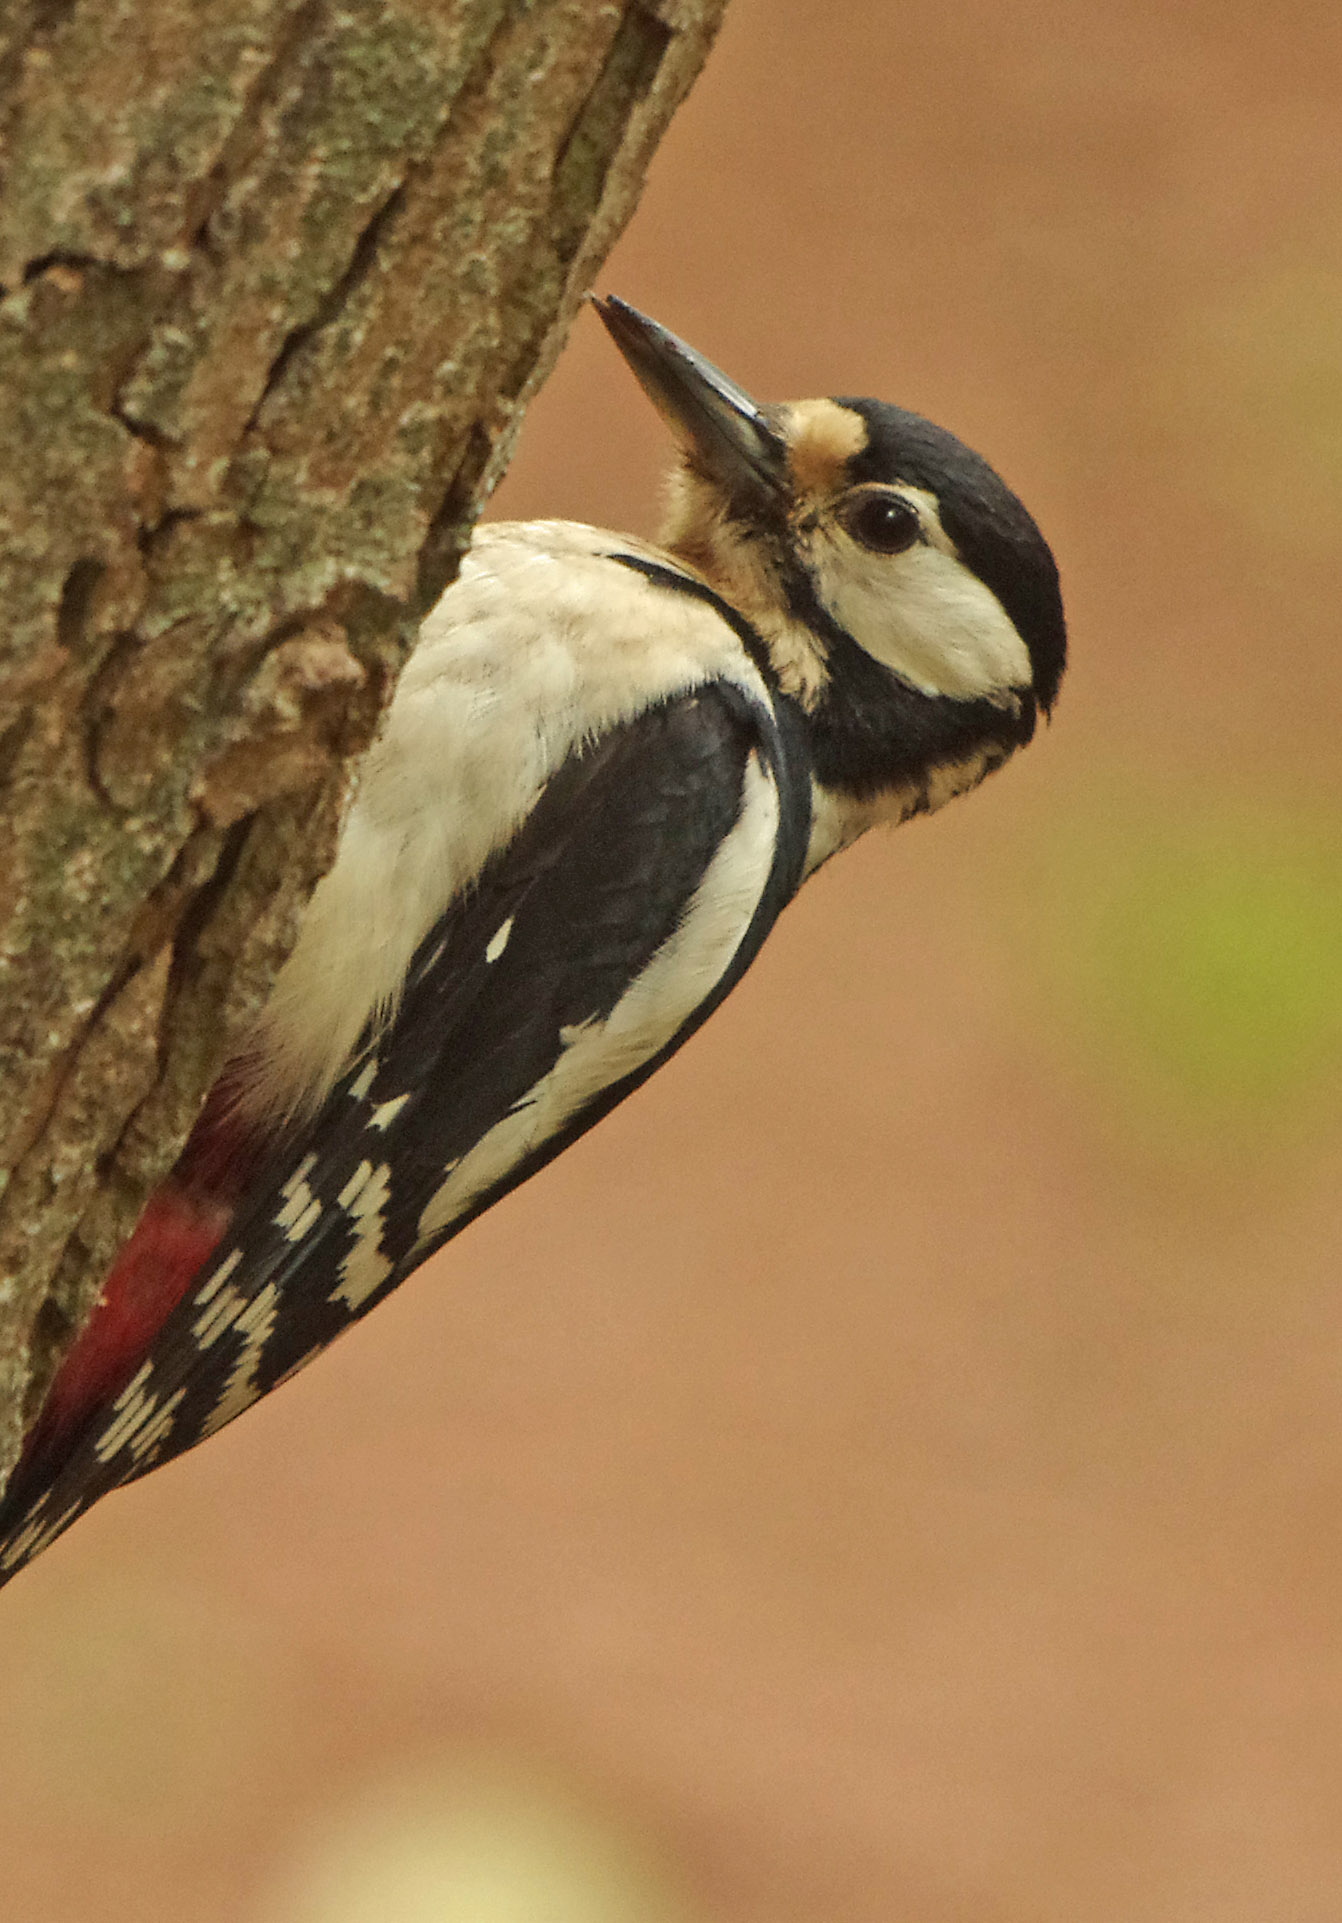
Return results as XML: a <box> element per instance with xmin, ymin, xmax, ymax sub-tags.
<box><xmin>0</xmin><ymin>0</ymin><xmax>728</xmax><ymax>1486</ymax></box>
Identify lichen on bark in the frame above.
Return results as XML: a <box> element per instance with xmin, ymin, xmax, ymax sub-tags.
<box><xmin>0</xmin><ymin>0</ymin><xmax>729</xmax><ymax>1487</ymax></box>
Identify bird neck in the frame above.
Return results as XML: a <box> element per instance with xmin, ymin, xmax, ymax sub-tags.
<box><xmin>658</xmin><ymin>465</ymin><xmax>830</xmax><ymax>709</ymax></box>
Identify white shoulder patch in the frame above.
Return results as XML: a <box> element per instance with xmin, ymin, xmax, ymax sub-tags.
<box><xmin>249</xmin><ymin>523</ymin><xmax>772</xmax><ymax>1114</ymax></box>
<box><xmin>414</xmin><ymin>751</ymin><xmax>782</xmax><ymax>1250</ymax></box>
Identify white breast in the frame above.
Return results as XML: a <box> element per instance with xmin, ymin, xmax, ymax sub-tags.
<box><xmin>250</xmin><ymin>522</ymin><xmax>773</xmax><ymax>1112</ymax></box>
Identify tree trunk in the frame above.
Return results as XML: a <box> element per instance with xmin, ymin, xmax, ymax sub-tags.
<box><xmin>0</xmin><ymin>0</ymin><xmax>727</xmax><ymax>1488</ymax></box>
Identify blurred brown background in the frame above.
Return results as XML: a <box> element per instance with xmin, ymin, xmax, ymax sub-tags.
<box><xmin>5</xmin><ymin>3</ymin><xmax>1342</xmax><ymax>1918</ymax></box>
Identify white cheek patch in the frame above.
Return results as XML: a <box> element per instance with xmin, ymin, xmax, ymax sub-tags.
<box><xmin>809</xmin><ymin>530</ymin><xmax>1031</xmax><ymax>701</ymax></box>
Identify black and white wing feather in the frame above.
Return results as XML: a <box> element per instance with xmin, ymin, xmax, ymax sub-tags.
<box><xmin>0</xmin><ymin>679</ymin><xmax>810</xmax><ymax>1581</ymax></box>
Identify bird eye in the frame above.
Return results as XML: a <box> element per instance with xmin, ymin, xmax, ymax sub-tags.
<box><xmin>839</xmin><ymin>490</ymin><xmax>921</xmax><ymax>555</ymax></box>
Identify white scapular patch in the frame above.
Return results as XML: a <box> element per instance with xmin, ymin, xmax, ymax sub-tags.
<box><xmin>370</xmin><ymin>1093</ymin><xmax>410</xmax><ymax>1130</ymax></box>
<box><xmin>94</xmin><ymin>1361</ymin><xmax>187</xmax><ymax>1465</ymax></box>
<box><xmin>331</xmin><ymin>1159</ymin><xmax>394</xmax><ymax>1310</ymax></box>
<box><xmin>805</xmin><ymin>499</ymin><xmax>1031</xmax><ymax>701</ymax></box>
<box><xmin>415</xmin><ymin>752</ymin><xmax>781</xmax><ymax>1250</ymax></box>
<box><xmin>275</xmin><ymin>1153</ymin><xmax>321</xmax><ymax>1242</ymax></box>
<box><xmin>199</xmin><ymin>1282</ymin><xmax>281</xmax><ymax>1439</ymax></box>
<box><xmin>249</xmin><ymin>522</ymin><xmax>774</xmax><ymax>1115</ymax></box>
<box><xmin>485</xmin><ymin>917</ymin><xmax>513</xmax><ymax>964</ymax></box>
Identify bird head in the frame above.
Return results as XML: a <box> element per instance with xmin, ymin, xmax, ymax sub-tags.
<box><xmin>593</xmin><ymin>295</ymin><xmax>1066</xmax><ymax>858</ymax></box>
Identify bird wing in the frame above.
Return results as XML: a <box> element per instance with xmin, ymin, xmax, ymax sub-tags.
<box><xmin>0</xmin><ymin>680</ymin><xmax>810</xmax><ymax>1584</ymax></box>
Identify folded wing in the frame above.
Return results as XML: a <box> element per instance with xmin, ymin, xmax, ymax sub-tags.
<box><xmin>0</xmin><ymin>680</ymin><xmax>810</xmax><ymax>1583</ymax></box>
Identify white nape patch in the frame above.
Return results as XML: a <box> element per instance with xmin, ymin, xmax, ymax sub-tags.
<box><xmin>485</xmin><ymin>917</ymin><xmax>513</xmax><ymax>964</ymax></box>
<box><xmin>275</xmin><ymin>1153</ymin><xmax>321</xmax><ymax>1242</ymax></box>
<box><xmin>249</xmin><ymin>522</ymin><xmax>775</xmax><ymax>1116</ymax></box>
<box><xmin>331</xmin><ymin>1159</ymin><xmax>393</xmax><ymax>1310</ymax></box>
<box><xmin>199</xmin><ymin>1282</ymin><xmax>281</xmax><ymax>1439</ymax></box>
<box><xmin>415</xmin><ymin>753</ymin><xmax>782</xmax><ymax>1250</ymax></box>
<box><xmin>805</xmin><ymin>494</ymin><xmax>1031</xmax><ymax>701</ymax></box>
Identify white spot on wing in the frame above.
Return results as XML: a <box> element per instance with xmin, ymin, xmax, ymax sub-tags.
<box><xmin>415</xmin><ymin>752</ymin><xmax>782</xmax><ymax>1249</ymax></box>
<box><xmin>338</xmin><ymin>1160</ymin><xmax>376</xmax><ymax>1211</ymax></box>
<box><xmin>198</xmin><ymin>1282</ymin><xmax>281</xmax><ymax>1439</ymax></box>
<box><xmin>247</xmin><ymin>521</ymin><xmax>774</xmax><ymax>1116</ymax></box>
<box><xmin>94</xmin><ymin>1361</ymin><xmax>187</xmax><ymax>1465</ymax></box>
<box><xmin>275</xmin><ymin>1154</ymin><xmax>321</xmax><ymax>1242</ymax></box>
<box><xmin>192</xmin><ymin>1282</ymin><xmax>246</xmax><ymax>1348</ymax></box>
<box><xmin>0</xmin><ymin>1500</ymin><xmax>81</xmax><ymax>1572</ymax></box>
<box><xmin>126</xmin><ymin>1390</ymin><xmax>188</xmax><ymax>1464</ymax></box>
<box><xmin>192</xmin><ymin>1246</ymin><xmax>242</xmax><ymax>1307</ymax></box>
<box><xmin>349</xmin><ymin>1059</ymin><xmax>378</xmax><ymax>1101</ymax></box>
<box><xmin>485</xmin><ymin>917</ymin><xmax>513</xmax><ymax>964</ymax></box>
<box><xmin>370</xmin><ymin>1093</ymin><xmax>410</xmax><ymax>1130</ymax></box>
<box><xmin>331</xmin><ymin>1160</ymin><xmax>394</xmax><ymax>1310</ymax></box>
<box><xmin>291</xmin><ymin>1198</ymin><xmax>322</xmax><ymax>1240</ymax></box>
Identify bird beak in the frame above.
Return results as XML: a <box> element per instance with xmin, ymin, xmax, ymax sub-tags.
<box><xmin>591</xmin><ymin>295</ymin><xmax>789</xmax><ymax>511</ymax></box>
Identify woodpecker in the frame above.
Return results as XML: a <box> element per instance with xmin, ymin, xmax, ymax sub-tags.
<box><xmin>0</xmin><ymin>298</ymin><xmax>1066</xmax><ymax>1586</ymax></box>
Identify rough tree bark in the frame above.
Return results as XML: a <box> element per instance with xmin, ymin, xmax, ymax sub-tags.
<box><xmin>0</xmin><ymin>0</ymin><xmax>728</xmax><ymax>1491</ymax></box>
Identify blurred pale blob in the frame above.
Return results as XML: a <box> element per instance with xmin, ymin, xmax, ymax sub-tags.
<box><xmin>257</xmin><ymin>1755</ymin><xmax>700</xmax><ymax>1923</ymax></box>
<box><xmin>1017</xmin><ymin>786</ymin><xmax>1342</xmax><ymax>1157</ymax></box>
<box><xmin>0</xmin><ymin>1573</ymin><xmax>288</xmax><ymax>1836</ymax></box>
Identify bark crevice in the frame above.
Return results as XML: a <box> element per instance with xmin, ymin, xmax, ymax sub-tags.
<box><xmin>0</xmin><ymin>0</ymin><xmax>730</xmax><ymax>1489</ymax></box>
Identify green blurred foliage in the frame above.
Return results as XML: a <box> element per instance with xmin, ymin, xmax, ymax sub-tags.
<box><xmin>1019</xmin><ymin>790</ymin><xmax>1342</xmax><ymax>1157</ymax></box>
